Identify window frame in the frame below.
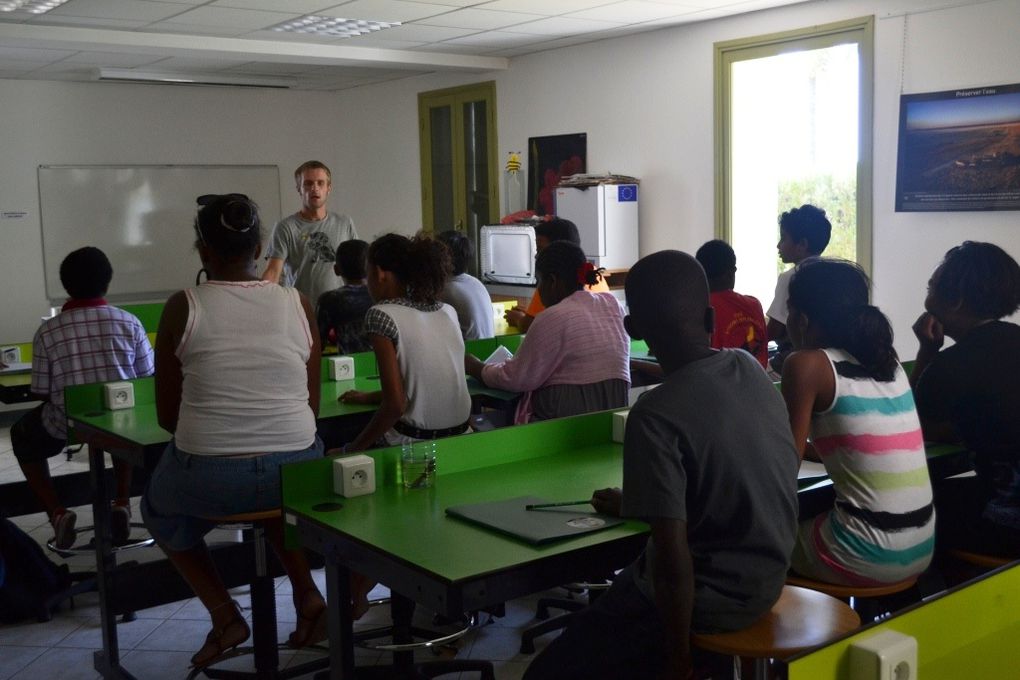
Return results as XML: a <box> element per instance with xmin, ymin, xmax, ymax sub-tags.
<box><xmin>714</xmin><ymin>16</ymin><xmax>875</xmax><ymax>274</ymax></box>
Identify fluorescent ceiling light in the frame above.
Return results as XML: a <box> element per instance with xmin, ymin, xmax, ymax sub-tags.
<box><xmin>269</xmin><ymin>15</ymin><xmax>401</xmax><ymax>38</ymax></box>
<box><xmin>0</xmin><ymin>0</ymin><xmax>70</xmax><ymax>12</ymax></box>
<box><xmin>93</xmin><ymin>68</ymin><xmax>292</xmax><ymax>89</ymax></box>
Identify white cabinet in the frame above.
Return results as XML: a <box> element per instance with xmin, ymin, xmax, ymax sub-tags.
<box><xmin>554</xmin><ymin>184</ymin><xmax>639</xmax><ymax>270</ymax></box>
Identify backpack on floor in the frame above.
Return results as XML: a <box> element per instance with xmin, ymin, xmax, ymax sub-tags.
<box><xmin>0</xmin><ymin>517</ymin><xmax>71</xmax><ymax>623</ymax></box>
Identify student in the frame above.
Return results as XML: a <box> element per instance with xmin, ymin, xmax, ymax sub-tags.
<box><xmin>767</xmin><ymin>204</ymin><xmax>831</xmax><ymax>372</ymax></box>
<box><xmin>437</xmin><ymin>230</ymin><xmax>495</xmax><ymax>340</ymax></box>
<box><xmin>504</xmin><ymin>218</ymin><xmax>610</xmax><ymax>332</ymax></box>
<box><xmin>141</xmin><ymin>195</ymin><xmax>326</xmax><ymax>667</ymax></box>
<box><xmin>910</xmin><ymin>241</ymin><xmax>1020</xmax><ymax>557</ymax></box>
<box><xmin>782</xmin><ymin>259</ymin><xmax>934</xmax><ymax>585</ymax></box>
<box><xmin>338</xmin><ymin>233</ymin><xmax>471</xmax><ymax>450</ymax></box>
<box><xmin>466</xmin><ymin>241</ymin><xmax>629</xmax><ymax>424</ymax></box>
<box><xmin>12</xmin><ymin>246</ymin><xmax>153</xmax><ymax>550</ymax></box>
<box><xmin>695</xmin><ymin>239</ymin><xmax>768</xmax><ymax>367</ymax></box>
<box><xmin>316</xmin><ymin>238</ymin><xmax>372</xmax><ymax>353</ymax></box>
<box><xmin>524</xmin><ymin>250</ymin><xmax>798</xmax><ymax>680</ymax></box>
<box><xmin>262</xmin><ymin>160</ymin><xmax>358</xmax><ymax>306</ymax></box>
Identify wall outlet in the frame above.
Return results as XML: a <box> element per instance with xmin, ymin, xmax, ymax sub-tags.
<box><xmin>1</xmin><ymin>346</ymin><xmax>20</xmax><ymax>364</ymax></box>
<box><xmin>333</xmin><ymin>454</ymin><xmax>376</xmax><ymax>497</ymax></box>
<box><xmin>329</xmin><ymin>356</ymin><xmax>355</xmax><ymax>381</ymax></box>
<box><xmin>611</xmin><ymin>410</ymin><xmax>629</xmax><ymax>443</ymax></box>
<box><xmin>103</xmin><ymin>381</ymin><xmax>135</xmax><ymax>410</ymax></box>
<box><xmin>849</xmin><ymin>630</ymin><xmax>917</xmax><ymax>680</ymax></box>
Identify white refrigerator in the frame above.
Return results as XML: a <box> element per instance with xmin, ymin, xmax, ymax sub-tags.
<box><xmin>554</xmin><ymin>184</ymin><xmax>639</xmax><ymax>270</ymax></box>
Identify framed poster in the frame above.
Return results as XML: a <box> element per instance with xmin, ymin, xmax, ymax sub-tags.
<box><xmin>896</xmin><ymin>83</ymin><xmax>1020</xmax><ymax>211</ymax></box>
<box><xmin>528</xmin><ymin>133</ymin><xmax>586</xmax><ymax>215</ymax></box>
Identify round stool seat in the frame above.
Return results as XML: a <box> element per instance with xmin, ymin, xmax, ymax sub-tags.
<box><xmin>950</xmin><ymin>549</ymin><xmax>1011</xmax><ymax>569</ymax></box>
<box><xmin>692</xmin><ymin>585</ymin><xmax>860</xmax><ymax>659</ymax></box>
<box><xmin>786</xmin><ymin>574</ymin><xmax>918</xmax><ymax>599</ymax></box>
<box><xmin>205</xmin><ymin>509</ymin><xmax>282</xmax><ymax>524</ymax></box>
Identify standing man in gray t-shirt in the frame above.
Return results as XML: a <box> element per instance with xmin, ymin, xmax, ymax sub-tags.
<box><xmin>263</xmin><ymin>160</ymin><xmax>358</xmax><ymax>305</ymax></box>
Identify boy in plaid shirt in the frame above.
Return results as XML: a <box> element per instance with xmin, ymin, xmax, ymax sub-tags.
<box><xmin>12</xmin><ymin>247</ymin><xmax>153</xmax><ymax>549</ymax></box>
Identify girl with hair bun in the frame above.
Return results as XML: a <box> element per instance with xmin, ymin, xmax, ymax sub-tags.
<box><xmin>338</xmin><ymin>232</ymin><xmax>471</xmax><ymax>449</ymax></box>
<box><xmin>781</xmin><ymin>259</ymin><xmax>935</xmax><ymax>585</ymax></box>
<box><xmin>336</xmin><ymin>232</ymin><xmax>472</xmax><ymax>619</ymax></box>
<box><xmin>466</xmin><ymin>240</ymin><xmax>630</xmax><ymax>424</ymax></box>
<box><xmin>142</xmin><ymin>194</ymin><xmax>327</xmax><ymax>668</ymax></box>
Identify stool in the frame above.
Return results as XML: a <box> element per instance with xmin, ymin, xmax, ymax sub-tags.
<box><xmin>519</xmin><ymin>579</ymin><xmax>613</xmax><ymax>654</ymax></box>
<box><xmin>692</xmin><ymin>585</ymin><xmax>860</xmax><ymax>680</ymax></box>
<box><xmin>352</xmin><ymin>592</ymin><xmax>494</xmax><ymax>679</ymax></box>
<box><xmin>45</xmin><ymin>522</ymin><xmax>155</xmax><ymax>558</ymax></box>
<box><xmin>786</xmin><ymin>574</ymin><xmax>918</xmax><ymax>622</ymax></box>
<box><xmin>950</xmin><ymin>549</ymin><xmax>1011</xmax><ymax>570</ymax></box>
<box><xmin>188</xmin><ymin>509</ymin><xmax>328</xmax><ymax>680</ymax></box>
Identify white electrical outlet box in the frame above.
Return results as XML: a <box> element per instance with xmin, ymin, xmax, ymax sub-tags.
<box><xmin>849</xmin><ymin>630</ymin><xmax>917</xmax><ymax>680</ymax></box>
<box><xmin>1</xmin><ymin>346</ymin><xmax>21</xmax><ymax>364</ymax></box>
<box><xmin>612</xmin><ymin>410</ymin><xmax>629</xmax><ymax>443</ymax></box>
<box><xmin>104</xmin><ymin>381</ymin><xmax>135</xmax><ymax>410</ymax></box>
<box><xmin>329</xmin><ymin>356</ymin><xmax>355</xmax><ymax>381</ymax></box>
<box><xmin>333</xmin><ymin>454</ymin><xmax>376</xmax><ymax>498</ymax></box>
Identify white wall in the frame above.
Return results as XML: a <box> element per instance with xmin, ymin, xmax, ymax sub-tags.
<box><xmin>2</xmin><ymin>0</ymin><xmax>1019</xmax><ymax>355</ymax></box>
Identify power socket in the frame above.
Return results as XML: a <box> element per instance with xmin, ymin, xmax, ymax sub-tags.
<box><xmin>849</xmin><ymin>630</ymin><xmax>917</xmax><ymax>680</ymax></box>
<box><xmin>103</xmin><ymin>381</ymin><xmax>135</xmax><ymax>410</ymax></box>
<box><xmin>1</xmin><ymin>346</ymin><xmax>20</xmax><ymax>364</ymax></box>
<box><xmin>329</xmin><ymin>356</ymin><xmax>355</xmax><ymax>381</ymax></box>
<box><xmin>333</xmin><ymin>454</ymin><xmax>376</xmax><ymax>498</ymax></box>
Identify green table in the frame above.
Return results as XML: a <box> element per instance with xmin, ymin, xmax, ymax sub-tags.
<box><xmin>62</xmin><ymin>356</ymin><xmax>517</xmax><ymax>680</ymax></box>
<box><xmin>282</xmin><ymin>410</ymin><xmax>649</xmax><ymax>679</ymax></box>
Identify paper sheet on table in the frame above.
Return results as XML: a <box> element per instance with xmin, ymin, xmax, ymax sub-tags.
<box><xmin>0</xmin><ymin>362</ymin><xmax>31</xmax><ymax>374</ymax></box>
<box><xmin>485</xmin><ymin>345</ymin><xmax>513</xmax><ymax>364</ymax></box>
<box><xmin>798</xmin><ymin>460</ymin><xmax>828</xmax><ymax>480</ymax></box>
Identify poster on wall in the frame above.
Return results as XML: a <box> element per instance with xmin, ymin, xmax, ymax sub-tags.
<box><xmin>528</xmin><ymin>133</ymin><xmax>586</xmax><ymax>215</ymax></box>
<box><xmin>896</xmin><ymin>82</ymin><xmax>1020</xmax><ymax>211</ymax></box>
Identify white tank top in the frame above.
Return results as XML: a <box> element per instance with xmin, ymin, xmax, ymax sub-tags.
<box><xmin>174</xmin><ymin>281</ymin><xmax>316</xmax><ymax>456</ymax></box>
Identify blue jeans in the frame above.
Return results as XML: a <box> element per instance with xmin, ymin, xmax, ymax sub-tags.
<box><xmin>141</xmin><ymin>437</ymin><xmax>323</xmax><ymax>550</ymax></box>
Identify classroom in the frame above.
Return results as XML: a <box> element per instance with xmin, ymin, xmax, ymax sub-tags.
<box><xmin>1</xmin><ymin>0</ymin><xmax>1019</xmax><ymax>678</ymax></box>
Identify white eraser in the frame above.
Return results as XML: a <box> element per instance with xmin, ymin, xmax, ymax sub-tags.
<box><xmin>103</xmin><ymin>381</ymin><xmax>135</xmax><ymax>410</ymax></box>
<box><xmin>333</xmin><ymin>454</ymin><xmax>376</xmax><ymax>498</ymax></box>
<box><xmin>329</xmin><ymin>356</ymin><xmax>355</xmax><ymax>381</ymax></box>
<box><xmin>612</xmin><ymin>410</ymin><xmax>629</xmax><ymax>443</ymax></box>
<box><xmin>849</xmin><ymin>630</ymin><xmax>917</xmax><ymax>680</ymax></box>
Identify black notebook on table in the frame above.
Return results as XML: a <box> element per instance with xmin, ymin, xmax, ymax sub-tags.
<box><xmin>445</xmin><ymin>495</ymin><xmax>623</xmax><ymax>545</ymax></box>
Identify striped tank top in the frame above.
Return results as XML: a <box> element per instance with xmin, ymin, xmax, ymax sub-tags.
<box><xmin>809</xmin><ymin>349</ymin><xmax>935</xmax><ymax>585</ymax></box>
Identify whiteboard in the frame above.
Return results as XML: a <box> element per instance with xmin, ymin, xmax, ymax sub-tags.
<box><xmin>38</xmin><ymin>165</ymin><xmax>282</xmax><ymax>304</ymax></box>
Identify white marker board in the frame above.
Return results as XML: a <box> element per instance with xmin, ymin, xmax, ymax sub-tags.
<box><xmin>38</xmin><ymin>165</ymin><xmax>282</xmax><ymax>303</ymax></box>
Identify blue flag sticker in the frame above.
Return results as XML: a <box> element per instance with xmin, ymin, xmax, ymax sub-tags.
<box><xmin>617</xmin><ymin>185</ymin><xmax>637</xmax><ymax>202</ymax></box>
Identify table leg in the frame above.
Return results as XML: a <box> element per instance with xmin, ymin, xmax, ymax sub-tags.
<box><xmin>321</xmin><ymin>559</ymin><xmax>355</xmax><ymax>680</ymax></box>
<box><xmin>89</xmin><ymin>444</ymin><xmax>137</xmax><ymax>680</ymax></box>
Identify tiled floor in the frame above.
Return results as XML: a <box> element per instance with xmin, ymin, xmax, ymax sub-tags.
<box><xmin>0</xmin><ymin>413</ymin><xmax>562</xmax><ymax>680</ymax></box>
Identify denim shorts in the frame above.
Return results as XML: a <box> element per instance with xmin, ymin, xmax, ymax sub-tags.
<box><xmin>141</xmin><ymin>437</ymin><xmax>323</xmax><ymax>551</ymax></box>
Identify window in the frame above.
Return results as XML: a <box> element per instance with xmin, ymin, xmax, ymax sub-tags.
<box><xmin>419</xmin><ymin>81</ymin><xmax>498</xmax><ymax>275</ymax></box>
<box><xmin>715</xmin><ymin>18</ymin><xmax>874</xmax><ymax>307</ymax></box>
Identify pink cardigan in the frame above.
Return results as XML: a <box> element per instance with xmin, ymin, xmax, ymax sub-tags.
<box><xmin>482</xmin><ymin>291</ymin><xmax>630</xmax><ymax>423</ymax></box>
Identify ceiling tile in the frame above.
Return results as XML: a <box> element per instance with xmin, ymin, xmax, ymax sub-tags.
<box><xmin>209</xmin><ymin>0</ymin><xmax>340</xmax><ymax>12</ymax></box>
<box><xmin>47</xmin><ymin>0</ymin><xmax>194</xmax><ymax>22</ymax></box>
<box><xmin>154</xmin><ymin>5</ymin><xmax>298</xmax><ymax>30</ymax></box>
<box><xmin>503</xmin><ymin>15</ymin><xmax>622</xmax><ymax>36</ymax></box>
<box><xmin>440</xmin><ymin>29</ymin><xmax>543</xmax><ymax>47</ymax></box>
<box><xmin>378</xmin><ymin>23</ymin><xmax>478</xmax><ymax>41</ymax></box>
<box><xmin>569</xmin><ymin>0</ymin><xmax>696</xmax><ymax>22</ymax></box>
<box><xmin>27</xmin><ymin>15</ymin><xmax>148</xmax><ymax>29</ymax></box>
<box><xmin>63</xmin><ymin>51</ymin><xmax>166</xmax><ymax>67</ymax></box>
<box><xmin>416</xmin><ymin>7</ymin><xmax>543</xmax><ymax>30</ymax></box>
<box><xmin>319</xmin><ymin>0</ymin><xmax>457</xmax><ymax>23</ymax></box>
<box><xmin>475</xmin><ymin>0</ymin><xmax>620</xmax><ymax>14</ymax></box>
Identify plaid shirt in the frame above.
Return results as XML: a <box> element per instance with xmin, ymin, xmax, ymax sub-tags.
<box><xmin>32</xmin><ymin>304</ymin><xmax>154</xmax><ymax>439</ymax></box>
